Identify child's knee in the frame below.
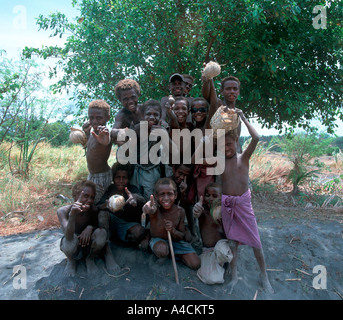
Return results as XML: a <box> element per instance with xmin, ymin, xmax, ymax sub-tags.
<box><xmin>188</xmin><ymin>259</ymin><xmax>201</xmax><ymax>270</ymax></box>
<box><xmin>91</xmin><ymin>228</ymin><xmax>107</xmax><ymax>251</ymax></box>
<box><xmin>60</xmin><ymin>235</ymin><xmax>78</xmax><ymax>257</ymax></box>
<box><xmin>127</xmin><ymin>225</ymin><xmax>145</xmax><ymax>242</ymax></box>
<box><xmin>181</xmin><ymin>253</ymin><xmax>201</xmax><ymax>270</ymax></box>
<box><xmin>153</xmin><ymin>241</ymin><xmax>169</xmax><ymax>258</ymax></box>
<box><xmin>228</xmin><ymin>239</ymin><xmax>238</xmax><ymax>250</ymax></box>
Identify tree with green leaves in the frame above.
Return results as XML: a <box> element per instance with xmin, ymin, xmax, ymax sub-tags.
<box><xmin>23</xmin><ymin>0</ymin><xmax>342</xmax><ymax>132</ymax></box>
<box><xmin>0</xmin><ymin>51</ymin><xmax>74</xmax><ymax>176</ymax></box>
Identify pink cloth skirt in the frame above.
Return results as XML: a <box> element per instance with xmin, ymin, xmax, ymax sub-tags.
<box><xmin>221</xmin><ymin>189</ymin><xmax>262</xmax><ymax>249</ymax></box>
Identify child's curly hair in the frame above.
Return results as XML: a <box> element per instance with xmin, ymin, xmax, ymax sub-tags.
<box><xmin>112</xmin><ymin>162</ymin><xmax>134</xmax><ymax>180</ymax></box>
<box><xmin>154</xmin><ymin>178</ymin><xmax>177</xmax><ymax>195</ymax></box>
<box><xmin>220</xmin><ymin>76</ymin><xmax>240</xmax><ymax>90</ymax></box>
<box><xmin>141</xmin><ymin>99</ymin><xmax>162</xmax><ymax>116</ymax></box>
<box><xmin>72</xmin><ymin>180</ymin><xmax>96</xmax><ymax>201</ymax></box>
<box><xmin>225</xmin><ymin>128</ymin><xmax>239</xmax><ymax>140</ymax></box>
<box><xmin>115</xmin><ymin>79</ymin><xmax>141</xmax><ymax>101</ymax></box>
<box><xmin>88</xmin><ymin>99</ymin><xmax>110</xmax><ymax>117</ymax></box>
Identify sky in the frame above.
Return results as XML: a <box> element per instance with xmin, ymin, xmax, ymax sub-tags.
<box><xmin>0</xmin><ymin>0</ymin><xmax>342</xmax><ymax>136</ymax></box>
<box><xmin>0</xmin><ymin>0</ymin><xmax>79</xmax><ymax>58</ymax></box>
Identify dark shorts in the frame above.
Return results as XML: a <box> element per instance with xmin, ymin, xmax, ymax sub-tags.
<box><xmin>149</xmin><ymin>237</ymin><xmax>196</xmax><ymax>255</ymax></box>
<box><xmin>110</xmin><ymin>214</ymin><xmax>140</xmax><ymax>242</ymax></box>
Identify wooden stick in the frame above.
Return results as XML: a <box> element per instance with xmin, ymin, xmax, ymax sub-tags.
<box><xmin>266</xmin><ymin>269</ymin><xmax>283</xmax><ymax>272</ymax></box>
<box><xmin>334</xmin><ymin>289</ymin><xmax>343</xmax><ymax>300</ymax></box>
<box><xmin>167</xmin><ymin>231</ymin><xmax>179</xmax><ymax>284</ymax></box>
<box><xmin>184</xmin><ymin>286</ymin><xmax>214</xmax><ymax>300</ymax></box>
<box><xmin>285</xmin><ymin>278</ymin><xmax>301</xmax><ymax>281</ymax></box>
<box><xmin>103</xmin><ymin>266</ymin><xmax>130</xmax><ymax>279</ymax></box>
<box><xmin>296</xmin><ymin>268</ymin><xmax>311</xmax><ymax>276</ymax></box>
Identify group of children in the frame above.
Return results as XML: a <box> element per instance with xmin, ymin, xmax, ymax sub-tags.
<box><xmin>57</xmin><ymin>71</ymin><xmax>274</xmax><ymax>294</ymax></box>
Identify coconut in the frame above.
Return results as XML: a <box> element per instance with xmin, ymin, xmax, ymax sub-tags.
<box><xmin>69</xmin><ymin>128</ymin><xmax>87</xmax><ymax>147</ymax></box>
<box><xmin>210</xmin><ymin>106</ymin><xmax>240</xmax><ymax>136</ymax></box>
<box><xmin>108</xmin><ymin>194</ymin><xmax>126</xmax><ymax>212</ymax></box>
<box><xmin>210</xmin><ymin>199</ymin><xmax>222</xmax><ymax>224</ymax></box>
<box><xmin>168</xmin><ymin>95</ymin><xmax>175</xmax><ymax>105</ymax></box>
<box><xmin>202</xmin><ymin>61</ymin><xmax>221</xmax><ymax>79</ymax></box>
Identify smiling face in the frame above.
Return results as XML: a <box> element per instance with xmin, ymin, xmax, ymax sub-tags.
<box><xmin>88</xmin><ymin>108</ymin><xmax>110</xmax><ymax>133</ymax></box>
<box><xmin>191</xmin><ymin>101</ymin><xmax>208</xmax><ymax>123</ymax></box>
<box><xmin>156</xmin><ymin>183</ymin><xmax>177</xmax><ymax>210</ymax></box>
<box><xmin>120</xmin><ymin>88</ymin><xmax>139</xmax><ymax>113</ymax></box>
<box><xmin>172</xmin><ymin>99</ymin><xmax>189</xmax><ymax>125</ymax></box>
<box><xmin>169</xmin><ymin>79</ymin><xmax>186</xmax><ymax>97</ymax></box>
<box><xmin>224</xmin><ymin>133</ymin><xmax>238</xmax><ymax>159</ymax></box>
<box><xmin>144</xmin><ymin>105</ymin><xmax>161</xmax><ymax>129</ymax></box>
<box><xmin>113</xmin><ymin>170</ymin><xmax>129</xmax><ymax>193</ymax></box>
<box><xmin>221</xmin><ymin>80</ymin><xmax>240</xmax><ymax>104</ymax></box>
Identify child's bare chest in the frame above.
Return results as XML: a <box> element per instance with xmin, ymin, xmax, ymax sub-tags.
<box><xmin>152</xmin><ymin>208</ymin><xmax>180</xmax><ymax>228</ymax></box>
<box><xmin>222</xmin><ymin>157</ymin><xmax>249</xmax><ymax>195</ymax></box>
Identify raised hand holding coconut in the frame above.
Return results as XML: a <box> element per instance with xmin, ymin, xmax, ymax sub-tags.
<box><xmin>202</xmin><ymin>61</ymin><xmax>221</xmax><ymax>80</ymax></box>
<box><xmin>69</xmin><ymin>128</ymin><xmax>88</xmax><ymax>148</ymax></box>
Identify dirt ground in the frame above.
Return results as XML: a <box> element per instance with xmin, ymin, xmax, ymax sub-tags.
<box><xmin>1</xmin><ymin>198</ymin><xmax>343</xmax><ymax>302</ymax></box>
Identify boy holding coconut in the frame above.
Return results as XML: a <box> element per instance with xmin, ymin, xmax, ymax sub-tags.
<box><xmin>220</xmin><ymin>109</ymin><xmax>274</xmax><ymax>294</ymax></box>
<box><xmin>82</xmin><ymin>100</ymin><xmax>113</xmax><ymax>204</ymax></box>
<box><xmin>97</xmin><ymin>162</ymin><xmax>147</xmax><ymax>247</ymax></box>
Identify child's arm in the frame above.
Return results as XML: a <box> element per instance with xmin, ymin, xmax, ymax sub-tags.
<box><xmin>160</xmin><ymin>96</ymin><xmax>169</xmax><ymax>121</ymax></box>
<box><xmin>165</xmin><ymin>101</ymin><xmax>180</xmax><ymax>130</ymax></box>
<box><xmin>82</xmin><ymin>121</ymin><xmax>91</xmax><ymax>139</ymax></box>
<box><xmin>164</xmin><ymin>219</ymin><xmax>184</xmax><ymax>241</ymax></box>
<box><xmin>164</xmin><ymin>207</ymin><xmax>186</xmax><ymax>241</ymax></box>
<box><xmin>201</xmin><ymin>74</ymin><xmax>211</xmax><ymax>103</ymax></box>
<box><xmin>57</xmin><ymin>205</ymin><xmax>74</xmax><ymax>240</ymax></box>
<box><xmin>110</xmin><ymin>110</ymin><xmax>130</xmax><ymax>145</ymax></box>
<box><xmin>205</xmin><ymin>79</ymin><xmax>219</xmax><ymax>129</ymax></box>
<box><xmin>57</xmin><ymin>192</ymin><xmax>90</xmax><ymax>241</ymax></box>
<box><xmin>236</xmin><ymin>108</ymin><xmax>260</xmax><ymax>159</ymax></box>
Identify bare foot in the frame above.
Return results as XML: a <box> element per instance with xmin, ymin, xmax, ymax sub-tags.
<box><xmin>63</xmin><ymin>259</ymin><xmax>76</xmax><ymax>277</ymax></box>
<box><xmin>105</xmin><ymin>253</ymin><xmax>120</xmax><ymax>274</ymax></box>
<box><xmin>228</xmin><ymin>276</ymin><xmax>238</xmax><ymax>294</ymax></box>
<box><xmin>260</xmin><ymin>273</ymin><xmax>274</xmax><ymax>294</ymax></box>
<box><xmin>156</xmin><ymin>257</ymin><xmax>167</xmax><ymax>265</ymax></box>
<box><xmin>86</xmin><ymin>257</ymin><xmax>99</xmax><ymax>275</ymax></box>
<box><xmin>139</xmin><ymin>238</ymin><xmax>149</xmax><ymax>251</ymax></box>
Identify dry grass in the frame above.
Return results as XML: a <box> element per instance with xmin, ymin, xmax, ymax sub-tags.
<box><xmin>249</xmin><ymin>141</ymin><xmax>343</xmax><ymax>215</ymax></box>
<box><xmin>0</xmin><ymin>141</ymin><xmax>117</xmax><ymax>235</ymax></box>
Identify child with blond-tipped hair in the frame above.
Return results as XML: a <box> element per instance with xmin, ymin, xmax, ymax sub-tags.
<box><xmin>83</xmin><ymin>99</ymin><xmax>113</xmax><ymax>204</ymax></box>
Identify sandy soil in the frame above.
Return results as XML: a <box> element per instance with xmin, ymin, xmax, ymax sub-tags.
<box><xmin>1</xmin><ymin>206</ymin><xmax>343</xmax><ymax>302</ymax></box>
